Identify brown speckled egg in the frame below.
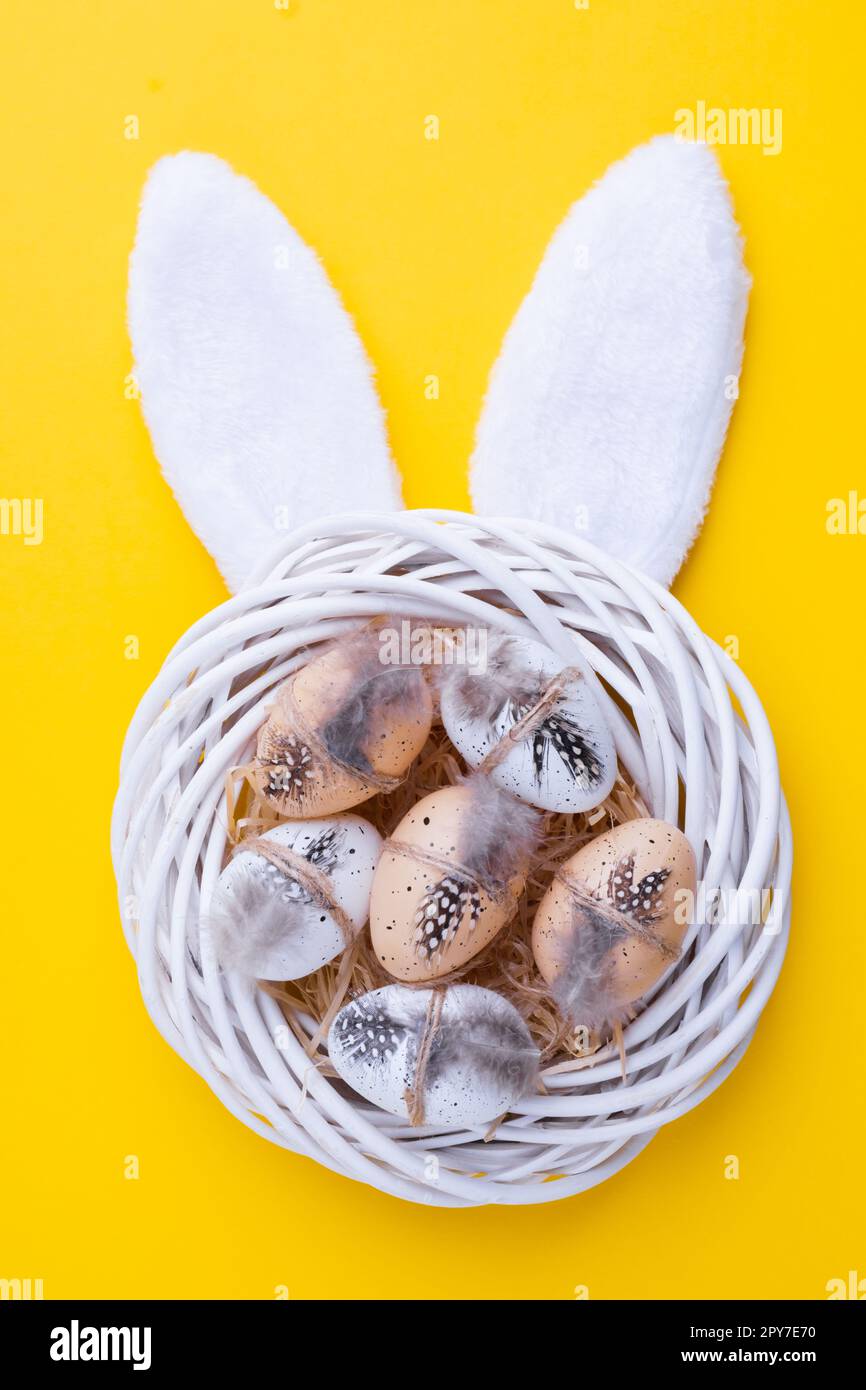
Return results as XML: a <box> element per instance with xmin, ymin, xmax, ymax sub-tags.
<box><xmin>370</xmin><ymin>776</ymin><xmax>539</xmax><ymax>982</ymax></box>
<box><xmin>252</xmin><ymin>626</ymin><xmax>433</xmax><ymax>818</ymax></box>
<box><xmin>532</xmin><ymin>817</ymin><xmax>696</xmax><ymax>1030</ymax></box>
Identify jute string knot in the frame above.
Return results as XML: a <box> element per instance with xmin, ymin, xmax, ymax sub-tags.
<box><xmin>403</xmin><ymin>987</ymin><xmax>447</xmax><ymax>1126</ymax></box>
<box><xmin>237</xmin><ymin>834</ymin><xmax>357</xmax><ymax>946</ymax></box>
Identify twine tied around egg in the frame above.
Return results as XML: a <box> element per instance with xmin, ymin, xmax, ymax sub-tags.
<box><xmin>236</xmin><ymin>833</ymin><xmax>367</xmax><ymax>1056</ymax></box>
<box><xmin>247</xmin><ymin>675</ymin><xmax>407</xmax><ymax>800</ymax></box>
<box><xmin>236</xmin><ymin>834</ymin><xmax>358</xmax><ymax>948</ymax></box>
<box><xmin>554</xmin><ymin>867</ymin><xmax>681</xmax><ymax>961</ymax></box>
<box><xmin>477</xmin><ymin>666</ymin><xmax>583</xmax><ymax>773</ymax></box>
<box><xmin>403</xmin><ymin>987</ymin><xmax>447</xmax><ymax>1126</ymax></box>
<box><xmin>382</xmin><ymin>837</ymin><xmax>517</xmax><ymax>911</ymax></box>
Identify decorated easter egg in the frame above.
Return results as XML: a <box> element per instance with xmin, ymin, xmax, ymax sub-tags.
<box><xmin>252</xmin><ymin>623</ymin><xmax>433</xmax><ymax>817</ymax></box>
<box><xmin>328</xmin><ymin>982</ymin><xmax>540</xmax><ymax>1128</ymax></box>
<box><xmin>369</xmin><ymin>775</ymin><xmax>539</xmax><ymax>981</ymax></box>
<box><xmin>207</xmin><ymin>814</ymin><xmax>382</xmax><ymax>979</ymax></box>
<box><xmin>532</xmin><ymin>817</ymin><xmax>696</xmax><ymax>1030</ymax></box>
<box><xmin>439</xmin><ymin>631</ymin><xmax>617</xmax><ymax>813</ymax></box>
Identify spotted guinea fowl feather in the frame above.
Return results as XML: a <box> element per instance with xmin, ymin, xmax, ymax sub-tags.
<box><xmin>332</xmin><ymin>994</ymin><xmax>407</xmax><ymax>1068</ymax></box>
<box><xmin>606</xmin><ymin>853</ymin><xmax>671</xmax><ymax>924</ymax></box>
<box><xmin>527</xmin><ymin>707</ymin><xmax>604</xmax><ymax>790</ymax></box>
<box><xmin>413</xmin><ymin>874</ymin><xmax>482</xmax><ymax>961</ymax></box>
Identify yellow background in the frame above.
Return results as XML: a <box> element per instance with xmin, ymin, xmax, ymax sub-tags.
<box><xmin>2</xmin><ymin>0</ymin><xmax>863</xmax><ymax>1300</ymax></box>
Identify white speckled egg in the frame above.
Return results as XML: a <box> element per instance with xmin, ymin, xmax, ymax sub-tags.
<box><xmin>252</xmin><ymin>624</ymin><xmax>433</xmax><ymax>817</ymax></box>
<box><xmin>369</xmin><ymin>776</ymin><xmax>540</xmax><ymax>981</ymax></box>
<box><xmin>328</xmin><ymin>983</ymin><xmax>540</xmax><ymax>1128</ymax></box>
<box><xmin>439</xmin><ymin>631</ymin><xmax>617</xmax><ymax>813</ymax></box>
<box><xmin>532</xmin><ymin>817</ymin><xmax>696</xmax><ymax>1029</ymax></box>
<box><xmin>207</xmin><ymin>814</ymin><xmax>382</xmax><ymax>980</ymax></box>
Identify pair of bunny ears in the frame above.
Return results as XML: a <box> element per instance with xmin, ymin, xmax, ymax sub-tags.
<box><xmin>128</xmin><ymin>135</ymin><xmax>750</xmax><ymax>594</ymax></box>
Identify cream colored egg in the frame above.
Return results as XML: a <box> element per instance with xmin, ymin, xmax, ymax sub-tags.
<box><xmin>370</xmin><ymin>777</ymin><xmax>539</xmax><ymax>982</ymax></box>
<box><xmin>439</xmin><ymin>631</ymin><xmax>617</xmax><ymax>813</ymax></box>
<box><xmin>207</xmin><ymin>815</ymin><xmax>383</xmax><ymax>980</ymax></box>
<box><xmin>328</xmin><ymin>983</ymin><xmax>540</xmax><ymax>1129</ymax></box>
<box><xmin>252</xmin><ymin>628</ymin><xmax>433</xmax><ymax>817</ymax></box>
<box><xmin>532</xmin><ymin>818</ymin><xmax>696</xmax><ymax>1029</ymax></box>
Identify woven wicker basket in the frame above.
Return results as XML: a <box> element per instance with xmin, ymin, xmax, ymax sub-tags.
<box><xmin>111</xmin><ymin>510</ymin><xmax>791</xmax><ymax>1207</ymax></box>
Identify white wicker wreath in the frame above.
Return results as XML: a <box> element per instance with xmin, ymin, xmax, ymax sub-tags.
<box><xmin>111</xmin><ymin>511</ymin><xmax>791</xmax><ymax>1207</ymax></box>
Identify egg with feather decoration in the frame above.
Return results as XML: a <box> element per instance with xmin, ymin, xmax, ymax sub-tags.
<box><xmin>438</xmin><ymin>631</ymin><xmax>617</xmax><ymax>813</ymax></box>
<box><xmin>207</xmin><ymin>814</ymin><xmax>382</xmax><ymax>979</ymax></box>
<box><xmin>532</xmin><ymin>818</ymin><xmax>696</xmax><ymax>1036</ymax></box>
<box><xmin>328</xmin><ymin>983</ymin><xmax>540</xmax><ymax>1128</ymax></box>
<box><xmin>251</xmin><ymin>621</ymin><xmax>434</xmax><ymax>818</ymax></box>
<box><xmin>369</xmin><ymin>774</ymin><xmax>540</xmax><ymax>981</ymax></box>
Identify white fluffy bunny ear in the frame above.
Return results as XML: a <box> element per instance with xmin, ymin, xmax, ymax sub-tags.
<box><xmin>129</xmin><ymin>152</ymin><xmax>402</xmax><ymax>592</ymax></box>
<box><xmin>470</xmin><ymin>135</ymin><xmax>751</xmax><ymax>587</ymax></box>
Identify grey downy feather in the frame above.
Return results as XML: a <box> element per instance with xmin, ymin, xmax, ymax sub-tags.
<box><xmin>439</xmin><ymin>631</ymin><xmax>544</xmax><ymax>723</ymax></box>
<box><xmin>205</xmin><ymin>866</ymin><xmax>308</xmax><ymax>973</ymax></box>
<box><xmin>426</xmin><ymin>993</ymin><xmax>540</xmax><ymax>1097</ymax></box>
<box><xmin>550</xmin><ymin>899</ymin><xmax>628</xmax><ymax>1031</ymax></box>
<box><xmin>319</xmin><ymin>620</ymin><xmax>428</xmax><ymax>772</ymax></box>
<box><xmin>206</xmin><ymin>827</ymin><xmax>344</xmax><ymax>973</ymax></box>
<box><xmin>460</xmin><ymin>772</ymin><xmax>541</xmax><ymax>887</ymax></box>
